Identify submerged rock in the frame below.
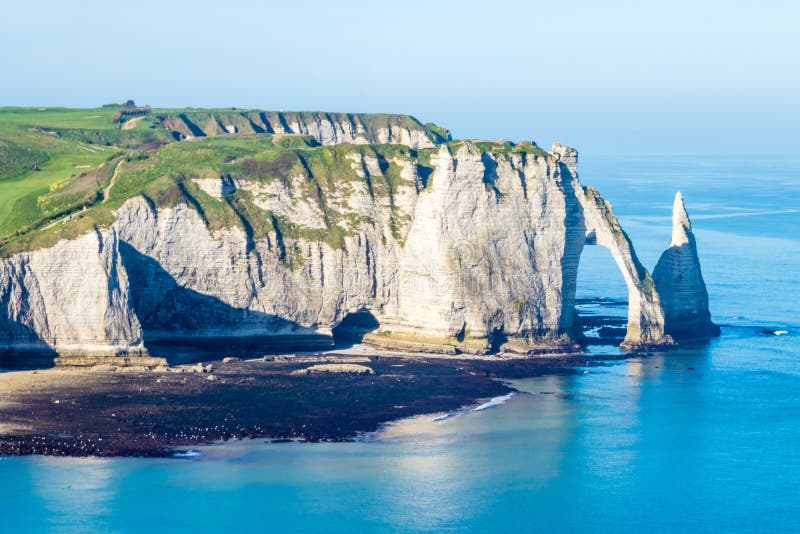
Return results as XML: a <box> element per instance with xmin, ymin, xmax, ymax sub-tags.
<box><xmin>760</xmin><ymin>329</ymin><xmax>789</xmax><ymax>336</ymax></box>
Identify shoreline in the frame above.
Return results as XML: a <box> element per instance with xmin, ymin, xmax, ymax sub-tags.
<box><xmin>0</xmin><ymin>345</ymin><xmax>620</xmax><ymax>458</ymax></box>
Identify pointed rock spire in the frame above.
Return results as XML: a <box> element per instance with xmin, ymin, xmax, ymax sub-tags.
<box><xmin>653</xmin><ymin>192</ymin><xmax>720</xmax><ymax>340</ymax></box>
<box><xmin>671</xmin><ymin>191</ymin><xmax>691</xmax><ymax>246</ymax></box>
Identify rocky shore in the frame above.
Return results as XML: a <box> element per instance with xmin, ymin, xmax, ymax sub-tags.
<box><xmin>0</xmin><ymin>349</ymin><xmax>604</xmax><ymax>457</ymax></box>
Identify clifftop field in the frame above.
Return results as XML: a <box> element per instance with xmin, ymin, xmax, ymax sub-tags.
<box><xmin>0</xmin><ymin>104</ymin><xmax>459</xmax><ymax>255</ymax></box>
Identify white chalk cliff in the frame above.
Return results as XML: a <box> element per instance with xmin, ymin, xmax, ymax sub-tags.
<box><xmin>653</xmin><ymin>192</ymin><xmax>720</xmax><ymax>339</ymax></box>
<box><xmin>0</xmin><ymin>229</ymin><xmax>143</xmax><ymax>358</ymax></box>
<box><xmin>160</xmin><ymin>111</ymin><xmax>448</xmax><ymax>148</ymax></box>
<box><xmin>0</xmin><ymin>133</ymin><xmax>717</xmax><ymax>363</ymax></box>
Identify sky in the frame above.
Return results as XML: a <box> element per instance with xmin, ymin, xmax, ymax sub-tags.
<box><xmin>1</xmin><ymin>0</ymin><xmax>798</xmax><ymax>155</ymax></box>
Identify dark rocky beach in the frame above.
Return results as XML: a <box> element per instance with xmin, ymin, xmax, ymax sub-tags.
<box><xmin>0</xmin><ymin>300</ymin><xmax>646</xmax><ymax>458</ymax></box>
<box><xmin>0</xmin><ymin>350</ymin><xmax>607</xmax><ymax>458</ymax></box>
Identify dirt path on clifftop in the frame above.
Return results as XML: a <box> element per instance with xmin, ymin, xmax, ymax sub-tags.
<box><xmin>121</xmin><ymin>116</ymin><xmax>144</xmax><ymax>130</ymax></box>
<box><xmin>39</xmin><ymin>159</ymin><xmax>124</xmax><ymax>231</ymax></box>
<box><xmin>101</xmin><ymin>159</ymin><xmax>123</xmax><ymax>203</ymax></box>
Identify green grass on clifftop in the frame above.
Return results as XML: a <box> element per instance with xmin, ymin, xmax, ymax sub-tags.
<box><xmin>0</xmin><ymin>106</ymin><xmax>550</xmax><ymax>257</ymax></box>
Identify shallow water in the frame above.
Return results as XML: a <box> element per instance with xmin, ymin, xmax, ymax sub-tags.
<box><xmin>2</xmin><ymin>155</ymin><xmax>799</xmax><ymax>532</ymax></box>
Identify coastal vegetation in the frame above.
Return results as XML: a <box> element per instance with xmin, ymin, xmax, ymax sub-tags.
<box><xmin>0</xmin><ymin>106</ymin><xmax>539</xmax><ymax>256</ymax></box>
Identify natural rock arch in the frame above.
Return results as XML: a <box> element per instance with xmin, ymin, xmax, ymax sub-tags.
<box><xmin>571</xmin><ymin>187</ymin><xmax>671</xmax><ymax>349</ymax></box>
<box><xmin>551</xmin><ymin>145</ymin><xmax>671</xmax><ymax>350</ymax></box>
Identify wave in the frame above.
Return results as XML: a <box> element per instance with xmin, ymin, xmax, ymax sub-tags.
<box><xmin>628</xmin><ymin>208</ymin><xmax>800</xmax><ymax>225</ymax></box>
<box><xmin>692</xmin><ymin>209</ymin><xmax>800</xmax><ymax>220</ymax></box>
<box><xmin>172</xmin><ymin>450</ymin><xmax>202</xmax><ymax>458</ymax></box>
<box><xmin>434</xmin><ymin>393</ymin><xmax>515</xmax><ymax>422</ymax></box>
<box><xmin>472</xmin><ymin>393</ymin><xmax>516</xmax><ymax>412</ymax></box>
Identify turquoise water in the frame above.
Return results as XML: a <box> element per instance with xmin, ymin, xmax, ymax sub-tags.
<box><xmin>2</xmin><ymin>155</ymin><xmax>799</xmax><ymax>532</ymax></box>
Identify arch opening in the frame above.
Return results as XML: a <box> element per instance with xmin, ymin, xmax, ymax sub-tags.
<box><xmin>575</xmin><ymin>244</ymin><xmax>630</xmax><ymax>347</ymax></box>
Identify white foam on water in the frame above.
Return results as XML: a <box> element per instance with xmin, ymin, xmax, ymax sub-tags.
<box><xmin>433</xmin><ymin>393</ymin><xmax>516</xmax><ymax>422</ymax></box>
<box><xmin>172</xmin><ymin>450</ymin><xmax>202</xmax><ymax>458</ymax></box>
<box><xmin>470</xmin><ymin>393</ymin><xmax>515</xmax><ymax>413</ymax></box>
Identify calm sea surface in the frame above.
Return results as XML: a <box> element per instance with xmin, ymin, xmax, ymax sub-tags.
<box><xmin>2</xmin><ymin>155</ymin><xmax>799</xmax><ymax>532</ymax></box>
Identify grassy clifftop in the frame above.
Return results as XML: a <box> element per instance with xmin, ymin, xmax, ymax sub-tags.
<box><xmin>1</xmin><ymin>134</ymin><xmax>422</xmax><ymax>256</ymax></box>
<box><xmin>0</xmin><ymin>106</ymin><xmax>547</xmax><ymax>257</ymax></box>
<box><xmin>158</xmin><ymin>110</ymin><xmax>450</xmax><ymax>144</ymax></box>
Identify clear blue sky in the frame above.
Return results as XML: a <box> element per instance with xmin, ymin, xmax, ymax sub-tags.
<box><xmin>1</xmin><ymin>0</ymin><xmax>798</xmax><ymax>154</ymax></box>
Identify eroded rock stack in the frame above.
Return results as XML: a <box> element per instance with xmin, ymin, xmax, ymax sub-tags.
<box><xmin>653</xmin><ymin>192</ymin><xmax>720</xmax><ymax>340</ymax></box>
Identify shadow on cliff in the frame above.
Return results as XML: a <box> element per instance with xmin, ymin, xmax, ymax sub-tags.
<box><xmin>0</xmin><ymin>322</ymin><xmax>58</xmax><ymax>369</ymax></box>
<box><xmin>331</xmin><ymin>310</ymin><xmax>379</xmax><ymax>349</ymax></box>
<box><xmin>119</xmin><ymin>242</ymin><xmax>331</xmax><ymax>364</ymax></box>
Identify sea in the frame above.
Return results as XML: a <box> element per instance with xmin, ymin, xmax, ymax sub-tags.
<box><xmin>1</xmin><ymin>155</ymin><xmax>799</xmax><ymax>532</ymax></box>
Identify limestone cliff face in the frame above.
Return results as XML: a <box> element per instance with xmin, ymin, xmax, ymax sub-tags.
<box><xmin>653</xmin><ymin>192</ymin><xmax>720</xmax><ymax>340</ymax></box>
<box><xmin>0</xmin><ymin>229</ymin><xmax>143</xmax><ymax>356</ymax></box>
<box><xmin>0</xmin><ymin>142</ymin><xmax>712</xmax><ymax>362</ymax></box>
<box><xmin>373</xmin><ymin>142</ymin><xmax>671</xmax><ymax>353</ymax></box>
<box><xmin>116</xmin><ymin>142</ymin><xmax>671</xmax><ymax>355</ymax></box>
<box><xmin>159</xmin><ymin>111</ymin><xmax>449</xmax><ymax>148</ymax></box>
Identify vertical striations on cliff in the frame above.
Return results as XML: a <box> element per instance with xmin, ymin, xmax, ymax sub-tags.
<box><xmin>653</xmin><ymin>192</ymin><xmax>720</xmax><ymax>340</ymax></box>
<box><xmin>0</xmin><ymin>117</ymin><xmax>719</xmax><ymax>362</ymax></box>
<box><xmin>0</xmin><ymin>229</ymin><xmax>145</xmax><ymax>360</ymax></box>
